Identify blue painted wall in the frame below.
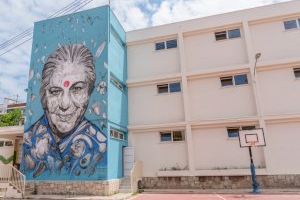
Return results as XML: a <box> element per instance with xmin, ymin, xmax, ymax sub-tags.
<box><xmin>25</xmin><ymin>7</ymin><xmax>109</xmax><ymax>129</ymax></box>
<box><xmin>107</xmin><ymin>9</ymin><xmax>128</xmax><ymax>179</ymax></box>
<box><xmin>22</xmin><ymin>6</ymin><xmax>127</xmax><ymax>181</ymax></box>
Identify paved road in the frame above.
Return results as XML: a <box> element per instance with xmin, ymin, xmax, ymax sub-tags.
<box><xmin>131</xmin><ymin>193</ymin><xmax>300</xmax><ymax>200</ymax></box>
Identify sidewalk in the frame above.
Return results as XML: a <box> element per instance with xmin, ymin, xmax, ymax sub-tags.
<box><xmin>142</xmin><ymin>188</ymin><xmax>300</xmax><ymax>195</ymax></box>
<box><xmin>22</xmin><ymin>189</ymin><xmax>300</xmax><ymax>200</ymax></box>
<box><xmin>24</xmin><ymin>193</ymin><xmax>133</xmax><ymax>200</ymax></box>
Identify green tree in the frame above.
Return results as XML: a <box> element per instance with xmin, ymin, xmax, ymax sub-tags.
<box><xmin>0</xmin><ymin>109</ymin><xmax>22</xmax><ymax>127</ymax></box>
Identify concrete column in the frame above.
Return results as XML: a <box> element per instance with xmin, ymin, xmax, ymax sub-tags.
<box><xmin>128</xmin><ymin>131</ymin><xmax>135</xmax><ymax>147</ymax></box>
<box><xmin>242</xmin><ymin>20</ymin><xmax>271</xmax><ymax>170</ymax></box>
<box><xmin>177</xmin><ymin>30</ymin><xmax>195</xmax><ymax>173</ymax></box>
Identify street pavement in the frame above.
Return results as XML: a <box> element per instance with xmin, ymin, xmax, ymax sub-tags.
<box><xmin>130</xmin><ymin>193</ymin><xmax>300</xmax><ymax>200</ymax></box>
<box><xmin>16</xmin><ymin>189</ymin><xmax>300</xmax><ymax>200</ymax></box>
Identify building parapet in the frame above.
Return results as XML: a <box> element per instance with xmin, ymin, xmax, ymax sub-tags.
<box><xmin>127</xmin><ymin>0</ymin><xmax>300</xmax><ymax>43</ymax></box>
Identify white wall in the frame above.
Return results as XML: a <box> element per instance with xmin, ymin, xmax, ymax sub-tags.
<box><xmin>258</xmin><ymin>67</ymin><xmax>300</xmax><ymax>115</ymax></box>
<box><xmin>188</xmin><ymin>76</ymin><xmax>257</xmax><ymax>121</ymax></box>
<box><xmin>126</xmin><ymin>2</ymin><xmax>300</xmax><ymax>177</ymax></box>
<box><xmin>127</xmin><ymin>42</ymin><xmax>180</xmax><ymax>80</ymax></box>
<box><xmin>251</xmin><ymin>20</ymin><xmax>300</xmax><ymax>62</ymax></box>
<box><xmin>184</xmin><ymin>30</ymin><xmax>248</xmax><ymax>72</ymax></box>
<box><xmin>266</xmin><ymin>122</ymin><xmax>300</xmax><ymax>174</ymax></box>
<box><xmin>192</xmin><ymin>127</ymin><xmax>265</xmax><ymax>170</ymax></box>
<box><xmin>132</xmin><ymin>131</ymin><xmax>188</xmax><ymax>177</ymax></box>
<box><xmin>128</xmin><ymin>84</ymin><xmax>184</xmax><ymax>125</ymax></box>
<box><xmin>0</xmin><ymin>138</ymin><xmax>14</xmax><ymax>164</ymax></box>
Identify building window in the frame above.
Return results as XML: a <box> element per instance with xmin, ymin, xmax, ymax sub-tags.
<box><xmin>110</xmin><ymin>74</ymin><xmax>125</xmax><ymax>92</ymax></box>
<box><xmin>220</xmin><ymin>76</ymin><xmax>233</xmax><ymax>86</ymax></box>
<box><xmin>234</xmin><ymin>74</ymin><xmax>248</xmax><ymax>85</ymax></box>
<box><xmin>4</xmin><ymin>141</ymin><xmax>13</xmax><ymax>146</ymax></box>
<box><xmin>155</xmin><ymin>39</ymin><xmax>177</xmax><ymax>50</ymax></box>
<box><xmin>169</xmin><ymin>82</ymin><xmax>181</xmax><ymax>93</ymax></box>
<box><xmin>220</xmin><ymin>74</ymin><xmax>248</xmax><ymax>87</ymax></box>
<box><xmin>173</xmin><ymin>131</ymin><xmax>184</xmax><ymax>141</ymax></box>
<box><xmin>155</xmin><ymin>42</ymin><xmax>165</xmax><ymax>50</ymax></box>
<box><xmin>294</xmin><ymin>67</ymin><xmax>300</xmax><ymax>78</ymax></box>
<box><xmin>241</xmin><ymin>126</ymin><xmax>256</xmax><ymax>130</ymax></box>
<box><xmin>160</xmin><ymin>132</ymin><xmax>172</xmax><ymax>142</ymax></box>
<box><xmin>227</xmin><ymin>127</ymin><xmax>240</xmax><ymax>138</ymax></box>
<box><xmin>157</xmin><ymin>84</ymin><xmax>169</xmax><ymax>94</ymax></box>
<box><xmin>0</xmin><ymin>141</ymin><xmax>4</xmax><ymax>147</ymax></box>
<box><xmin>215</xmin><ymin>28</ymin><xmax>241</xmax><ymax>41</ymax></box>
<box><xmin>227</xmin><ymin>126</ymin><xmax>256</xmax><ymax>138</ymax></box>
<box><xmin>215</xmin><ymin>31</ymin><xmax>227</xmax><ymax>41</ymax></box>
<box><xmin>284</xmin><ymin>19</ymin><xmax>299</xmax><ymax>30</ymax></box>
<box><xmin>166</xmin><ymin>39</ymin><xmax>177</xmax><ymax>49</ymax></box>
<box><xmin>157</xmin><ymin>82</ymin><xmax>181</xmax><ymax>94</ymax></box>
<box><xmin>160</xmin><ymin>131</ymin><xmax>184</xmax><ymax>142</ymax></box>
<box><xmin>228</xmin><ymin>29</ymin><xmax>241</xmax><ymax>39</ymax></box>
<box><xmin>110</xmin><ymin>129</ymin><xmax>125</xmax><ymax>141</ymax></box>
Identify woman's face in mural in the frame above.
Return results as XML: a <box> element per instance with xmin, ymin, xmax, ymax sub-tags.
<box><xmin>45</xmin><ymin>62</ymin><xmax>89</xmax><ymax>134</ymax></box>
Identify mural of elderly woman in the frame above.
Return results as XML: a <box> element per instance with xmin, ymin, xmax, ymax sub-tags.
<box><xmin>22</xmin><ymin>44</ymin><xmax>107</xmax><ymax>178</ymax></box>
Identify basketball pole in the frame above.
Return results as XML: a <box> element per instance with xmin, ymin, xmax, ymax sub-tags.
<box><xmin>248</xmin><ymin>146</ymin><xmax>260</xmax><ymax>193</ymax></box>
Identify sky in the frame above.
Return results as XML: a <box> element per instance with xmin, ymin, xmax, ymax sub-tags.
<box><xmin>0</xmin><ymin>0</ymin><xmax>292</xmax><ymax>103</ymax></box>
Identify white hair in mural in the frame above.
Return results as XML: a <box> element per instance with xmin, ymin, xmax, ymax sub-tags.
<box><xmin>40</xmin><ymin>44</ymin><xmax>96</xmax><ymax>138</ymax></box>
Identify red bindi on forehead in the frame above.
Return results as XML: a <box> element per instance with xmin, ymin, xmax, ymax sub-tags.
<box><xmin>63</xmin><ymin>80</ymin><xmax>70</xmax><ymax>88</ymax></box>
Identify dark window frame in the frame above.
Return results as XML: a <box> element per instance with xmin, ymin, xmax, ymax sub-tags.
<box><xmin>160</xmin><ymin>131</ymin><xmax>185</xmax><ymax>142</ymax></box>
<box><xmin>227</xmin><ymin>127</ymin><xmax>240</xmax><ymax>138</ymax></box>
<box><xmin>215</xmin><ymin>31</ymin><xmax>227</xmax><ymax>41</ymax></box>
<box><xmin>157</xmin><ymin>82</ymin><xmax>181</xmax><ymax>94</ymax></box>
<box><xmin>157</xmin><ymin>84</ymin><xmax>169</xmax><ymax>94</ymax></box>
<box><xmin>293</xmin><ymin>67</ymin><xmax>300</xmax><ymax>78</ymax></box>
<box><xmin>215</xmin><ymin>28</ymin><xmax>241</xmax><ymax>41</ymax></box>
<box><xmin>234</xmin><ymin>74</ymin><xmax>248</xmax><ymax>85</ymax></box>
<box><xmin>160</xmin><ymin>132</ymin><xmax>172</xmax><ymax>142</ymax></box>
<box><xmin>169</xmin><ymin>82</ymin><xmax>181</xmax><ymax>93</ymax></box>
<box><xmin>155</xmin><ymin>42</ymin><xmax>166</xmax><ymax>50</ymax></box>
<box><xmin>110</xmin><ymin>74</ymin><xmax>125</xmax><ymax>92</ymax></box>
<box><xmin>227</xmin><ymin>126</ymin><xmax>256</xmax><ymax>138</ymax></box>
<box><xmin>220</xmin><ymin>76</ymin><xmax>234</xmax><ymax>87</ymax></box>
<box><xmin>155</xmin><ymin>39</ymin><xmax>178</xmax><ymax>51</ymax></box>
<box><xmin>284</xmin><ymin>19</ymin><xmax>298</xmax><ymax>30</ymax></box>
<box><xmin>228</xmin><ymin>28</ymin><xmax>241</xmax><ymax>39</ymax></box>
<box><xmin>4</xmin><ymin>141</ymin><xmax>13</xmax><ymax>146</ymax></box>
<box><xmin>241</xmin><ymin>126</ymin><xmax>256</xmax><ymax>130</ymax></box>
<box><xmin>220</xmin><ymin>74</ymin><xmax>248</xmax><ymax>87</ymax></box>
<box><xmin>110</xmin><ymin>128</ymin><xmax>126</xmax><ymax>141</ymax></box>
<box><xmin>173</xmin><ymin>131</ymin><xmax>185</xmax><ymax>141</ymax></box>
<box><xmin>166</xmin><ymin>39</ymin><xmax>178</xmax><ymax>49</ymax></box>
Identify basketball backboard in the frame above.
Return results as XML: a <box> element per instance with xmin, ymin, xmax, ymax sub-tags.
<box><xmin>239</xmin><ymin>128</ymin><xmax>266</xmax><ymax>148</ymax></box>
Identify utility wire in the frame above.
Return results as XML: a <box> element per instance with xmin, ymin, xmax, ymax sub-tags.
<box><xmin>0</xmin><ymin>0</ymin><xmax>96</xmax><ymax>57</ymax></box>
<box><xmin>0</xmin><ymin>28</ymin><xmax>32</xmax><ymax>49</ymax></box>
<box><xmin>0</xmin><ymin>0</ymin><xmax>82</xmax><ymax>50</ymax></box>
<box><xmin>0</xmin><ymin>0</ymin><xmax>90</xmax><ymax>50</ymax></box>
<box><xmin>0</xmin><ymin>0</ymin><xmax>84</xmax><ymax>50</ymax></box>
<box><xmin>47</xmin><ymin>0</ymin><xmax>82</xmax><ymax>18</ymax></box>
<box><xmin>0</xmin><ymin>38</ymin><xmax>32</xmax><ymax>57</ymax></box>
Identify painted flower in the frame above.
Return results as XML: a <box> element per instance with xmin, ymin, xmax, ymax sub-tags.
<box><xmin>96</xmin><ymin>81</ymin><xmax>106</xmax><ymax>95</ymax></box>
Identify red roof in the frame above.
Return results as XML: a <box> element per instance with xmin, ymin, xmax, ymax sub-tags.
<box><xmin>7</xmin><ymin>103</ymin><xmax>26</xmax><ymax>108</ymax></box>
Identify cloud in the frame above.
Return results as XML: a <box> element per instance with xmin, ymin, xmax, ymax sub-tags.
<box><xmin>0</xmin><ymin>0</ymin><xmax>292</xmax><ymax>103</ymax></box>
<box><xmin>110</xmin><ymin>0</ymin><xmax>151</xmax><ymax>30</ymax></box>
<box><xmin>151</xmin><ymin>0</ymin><xmax>291</xmax><ymax>26</ymax></box>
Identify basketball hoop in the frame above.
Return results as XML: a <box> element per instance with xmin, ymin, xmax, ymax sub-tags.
<box><xmin>238</xmin><ymin>128</ymin><xmax>266</xmax><ymax>148</ymax></box>
<box><xmin>238</xmin><ymin>128</ymin><xmax>265</xmax><ymax>194</ymax></box>
<box><xmin>249</xmin><ymin>141</ymin><xmax>256</xmax><ymax>147</ymax></box>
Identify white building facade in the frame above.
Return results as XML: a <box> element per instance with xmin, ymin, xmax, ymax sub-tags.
<box><xmin>126</xmin><ymin>0</ymin><xmax>300</xmax><ymax>189</ymax></box>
